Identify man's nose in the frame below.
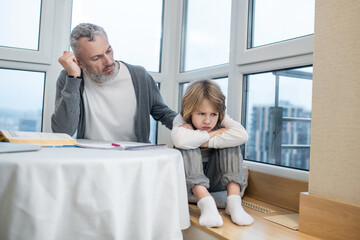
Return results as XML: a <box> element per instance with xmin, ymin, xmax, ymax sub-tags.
<box><xmin>103</xmin><ymin>54</ymin><xmax>113</xmax><ymax>65</ymax></box>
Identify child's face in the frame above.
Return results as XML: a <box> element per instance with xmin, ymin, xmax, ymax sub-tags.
<box><xmin>191</xmin><ymin>99</ymin><xmax>219</xmax><ymax>132</ymax></box>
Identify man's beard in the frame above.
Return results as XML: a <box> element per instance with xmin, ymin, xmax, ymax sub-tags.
<box><xmin>84</xmin><ymin>62</ymin><xmax>119</xmax><ymax>83</ymax></box>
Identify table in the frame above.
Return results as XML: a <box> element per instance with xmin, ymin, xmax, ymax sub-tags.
<box><xmin>0</xmin><ymin>145</ymin><xmax>190</xmax><ymax>240</ymax></box>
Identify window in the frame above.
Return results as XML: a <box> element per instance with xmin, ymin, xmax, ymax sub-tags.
<box><xmin>243</xmin><ymin>66</ymin><xmax>312</xmax><ymax>170</ymax></box>
<box><xmin>0</xmin><ymin>0</ymin><xmax>42</xmax><ymax>50</ymax></box>
<box><xmin>71</xmin><ymin>0</ymin><xmax>163</xmax><ymax>72</ymax></box>
<box><xmin>181</xmin><ymin>0</ymin><xmax>232</xmax><ymax>71</ymax></box>
<box><xmin>148</xmin><ymin>82</ymin><xmax>161</xmax><ymax>144</ymax></box>
<box><xmin>248</xmin><ymin>0</ymin><xmax>315</xmax><ymax>48</ymax></box>
<box><xmin>0</xmin><ymin>68</ymin><xmax>45</xmax><ymax>132</ymax></box>
<box><xmin>149</xmin><ymin>117</ymin><xmax>157</xmax><ymax>144</ymax></box>
<box><xmin>0</xmin><ymin>0</ymin><xmax>55</xmax><ymax>132</ymax></box>
<box><xmin>0</xmin><ymin>0</ymin><xmax>54</xmax><ymax>64</ymax></box>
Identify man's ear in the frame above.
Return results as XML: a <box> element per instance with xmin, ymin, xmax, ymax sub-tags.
<box><xmin>77</xmin><ymin>58</ymin><xmax>84</xmax><ymax>69</ymax></box>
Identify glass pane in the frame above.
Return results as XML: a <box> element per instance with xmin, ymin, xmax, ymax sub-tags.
<box><xmin>149</xmin><ymin>116</ymin><xmax>157</xmax><ymax>144</ymax></box>
<box><xmin>0</xmin><ymin>68</ymin><xmax>45</xmax><ymax>132</ymax></box>
<box><xmin>149</xmin><ymin>82</ymin><xmax>160</xmax><ymax>144</ymax></box>
<box><xmin>249</xmin><ymin>0</ymin><xmax>315</xmax><ymax>48</ymax></box>
<box><xmin>72</xmin><ymin>0</ymin><xmax>163</xmax><ymax>72</ymax></box>
<box><xmin>179</xmin><ymin>82</ymin><xmax>190</xmax><ymax>111</ymax></box>
<box><xmin>182</xmin><ymin>0</ymin><xmax>231</xmax><ymax>71</ymax></box>
<box><xmin>282</xmin><ymin>148</ymin><xmax>310</xmax><ymax>170</ymax></box>
<box><xmin>214</xmin><ymin>77</ymin><xmax>229</xmax><ymax>101</ymax></box>
<box><xmin>0</xmin><ymin>0</ymin><xmax>41</xmax><ymax>50</ymax></box>
<box><xmin>178</xmin><ymin>78</ymin><xmax>228</xmax><ymax>111</ymax></box>
<box><xmin>243</xmin><ymin>66</ymin><xmax>312</xmax><ymax>170</ymax></box>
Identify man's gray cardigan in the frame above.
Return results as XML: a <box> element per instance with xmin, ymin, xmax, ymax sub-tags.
<box><xmin>51</xmin><ymin>61</ymin><xmax>177</xmax><ymax>143</ymax></box>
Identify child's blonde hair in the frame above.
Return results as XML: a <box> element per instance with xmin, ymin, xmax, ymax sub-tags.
<box><xmin>181</xmin><ymin>80</ymin><xmax>226</xmax><ymax>125</ymax></box>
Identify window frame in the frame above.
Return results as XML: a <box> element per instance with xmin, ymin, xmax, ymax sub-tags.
<box><xmin>241</xmin><ymin>66</ymin><xmax>313</xmax><ymax>171</ymax></box>
<box><xmin>179</xmin><ymin>0</ymin><xmax>232</xmax><ymax>73</ymax></box>
<box><xmin>236</xmin><ymin>0</ymin><xmax>313</xmax><ymax>66</ymax></box>
<box><xmin>235</xmin><ymin>0</ymin><xmax>313</xmax><ymax>180</ymax></box>
<box><xmin>0</xmin><ymin>0</ymin><xmax>55</xmax><ymax>64</ymax></box>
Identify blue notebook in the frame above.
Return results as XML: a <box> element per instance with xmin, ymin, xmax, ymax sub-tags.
<box><xmin>0</xmin><ymin>142</ymin><xmax>41</xmax><ymax>153</ymax></box>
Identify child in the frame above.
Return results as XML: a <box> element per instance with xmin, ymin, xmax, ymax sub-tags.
<box><xmin>171</xmin><ymin>80</ymin><xmax>254</xmax><ymax>228</ymax></box>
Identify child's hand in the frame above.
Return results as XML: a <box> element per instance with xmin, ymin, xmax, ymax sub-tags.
<box><xmin>216</xmin><ymin>128</ymin><xmax>227</xmax><ymax>134</ymax></box>
<box><xmin>201</xmin><ymin>128</ymin><xmax>226</xmax><ymax>147</ymax></box>
<box><xmin>208</xmin><ymin>128</ymin><xmax>227</xmax><ymax>138</ymax></box>
<box><xmin>179</xmin><ymin>123</ymin><xmax>194</xmax><ymax>130</ymax></box>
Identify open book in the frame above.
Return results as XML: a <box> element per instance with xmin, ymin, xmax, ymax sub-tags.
<box><xmin>0</xmin><ymin>130</ymin><xmax>77</xmax><ymax>146</ymax></box>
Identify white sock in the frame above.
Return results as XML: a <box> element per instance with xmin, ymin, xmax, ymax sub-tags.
<box><xmin>197</xmin><ymin>196</ymin><xmax>223</xmax><ymax>227</ymax></box>
<box><xmin>225</xmin><ymin>195</ymin><xmax>254</xmax><ymax>226</ymax></box>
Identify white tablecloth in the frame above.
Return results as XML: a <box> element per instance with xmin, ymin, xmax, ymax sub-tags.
<box><xmin>0</xmin><ymin>146</ymin><xmax>190</xmax><ymax>240</ymax></box>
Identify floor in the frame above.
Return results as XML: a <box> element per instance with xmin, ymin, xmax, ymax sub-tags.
<box><xmin>183</xmin><ymin>196</ymin><xmax>320</xmax><ymax>240</ymax></box>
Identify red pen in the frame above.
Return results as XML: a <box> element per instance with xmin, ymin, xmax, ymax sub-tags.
<box><xmin>112</xmin><ymin>143</ymin><xmax>122</xmax><ymax>147</ymax></box>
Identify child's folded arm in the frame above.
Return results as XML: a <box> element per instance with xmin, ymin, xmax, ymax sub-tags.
<box><xmin>171</xmin><ymin>114</ymin><xmax>209</xmax><ymax>149</ymax></box>
<box><xmin>208</xmin><ymin>114</ymin><xmax>248</xmax><ymax>148</ymax></box>
<box><xmin>171</xmin><ymin>126</ymin><xmax>210</xmax><ymax>149</ymax></box>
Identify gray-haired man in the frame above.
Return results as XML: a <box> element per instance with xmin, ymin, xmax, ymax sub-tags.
<box><xmin>51</xmin><ymin>23</ymin><xmax>176</xmax><ymax>142</ymax></box>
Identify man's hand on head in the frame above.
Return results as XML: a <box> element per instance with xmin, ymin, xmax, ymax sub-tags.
<box><xmin>58</xmin><ymin>51</ymin><xmax>82</xmax><ymax>78</ymax></box>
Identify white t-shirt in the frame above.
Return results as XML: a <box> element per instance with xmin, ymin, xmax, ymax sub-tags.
<box><xmin>82</xmin><ymin>62</ymin><xmax>137</xmax><ymax>141</ymax></box>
